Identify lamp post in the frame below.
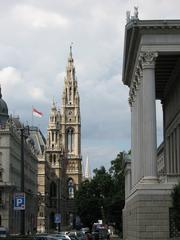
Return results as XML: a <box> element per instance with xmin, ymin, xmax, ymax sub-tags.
<box><xmin>20</xmin><ymin>126</ymin><xmax>29</xmax><ymax>235</ymax></box>
<box><xmin>57</xmin><ymin>153</ymin><xmax>62</xmax><ymax>232</ymax></box>
<box><xmin>100</xmin><ymin>194</ymin><xmax>105</xmax><ymax>224</ymax></box>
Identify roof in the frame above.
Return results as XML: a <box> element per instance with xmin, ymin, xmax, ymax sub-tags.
<box><xmin>29</xmin><ymin>126</ymin><xmax>46</xmax><ymax>155</ymax></box>
<box><xmin>122</xmin><ymin>19</ymin><xmax>180</xmax><ymax>87</ymax></box>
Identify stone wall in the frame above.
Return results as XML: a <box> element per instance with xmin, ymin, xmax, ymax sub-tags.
<box><xmin>123</xmin><ymin>187</ymin><xmax>172</xmax><ymax>240</ymax></box>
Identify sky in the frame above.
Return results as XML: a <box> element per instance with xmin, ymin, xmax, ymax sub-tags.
<box><xmin>0</xmin><ymin>0</ymin><xmax>180</xmax><ymax>173</ymax></box>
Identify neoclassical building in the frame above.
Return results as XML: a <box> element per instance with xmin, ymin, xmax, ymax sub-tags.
<box><xmin>45</xmin><ymin>48</ymin><xmax>82</xmax><ymax>230</ymax></box>
<box><xmin>122</xmin><ymin>11</ymin><xmax>180</xmax><ymax>240</ymax></box>
<box><xmin>0</xmin><ymin>87</ymin><xmax>38</xmax><ymax>234</ymax></box>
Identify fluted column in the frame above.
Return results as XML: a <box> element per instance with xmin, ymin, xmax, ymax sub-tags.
<box><xmin>140</xmin><ymin>51</ymin><xmax>158</xmax><ymax>180</ymax></box>
<box><xmin>129</xmin><ymin>93</ymin><xmax>135</xmax><ymax>186</ymax></box>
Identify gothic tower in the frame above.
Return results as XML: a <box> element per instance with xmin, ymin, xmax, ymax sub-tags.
<box><xmin>46</xmin><ymin>99</ymin><xmax>62</xmax><ymax>176</ymax></box>
<box><xmin>61</xmin><ymin>46</ymin><xmax>82</xmax><ymax>196</ymax></box>
<box><xmin>45</xmin><ymin>48</ymin><xmax>82</xmax><ymax>229</ymax></box>
<box><xmin>46</xmin><ymin>100</ymin><xmax>64</xmax><ymax>229</ymax></box>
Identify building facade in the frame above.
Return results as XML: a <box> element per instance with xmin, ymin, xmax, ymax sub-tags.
<box><xmin>0</xmin><ymin>88</ymin><xmax>38</xmax><ymax>234</ymax></box>
<box><xmin>122</xmin><ymin>11</ymin><xmax>180</xmax><ymax>240</ymax></box>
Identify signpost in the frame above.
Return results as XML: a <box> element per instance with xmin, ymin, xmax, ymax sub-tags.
<box><xmin>54</xmin><ymin>213</ymin><xmax>61</xmax><ymax>224</ymax></box>
<box><xmin>13</xmin><ymin>192</ymin><xmax>25</xmax><ymax>210</ymax></box>
<box><xmin>54</xmin><ymin>213</ymin><xmax>61</xmax><ymax>231</ymax></box>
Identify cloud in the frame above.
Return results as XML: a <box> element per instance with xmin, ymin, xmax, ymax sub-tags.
<box><xmin>0</xmin><ymin>66</ymin><xmax>23</xmax><ymax>86</ymax></box>
<box><xmin>13</xmin><ymin>4</ymin><xmax>69</xmax><ymax>29</ymax></box>
<box><xmin>29</xmin><ymin>87</ymin><xmax>46</xmax><ymax>101</ymax></box>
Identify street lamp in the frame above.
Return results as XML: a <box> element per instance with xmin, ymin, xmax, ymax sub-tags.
<box><xmin>57</xmin><ymin>153</ymin><xmax>63</xmax><ymax>232</ymax></box>
<box><xmin>100</xmin><ymin>194</ymin><xmax>105</xmax><ymax>224</ymax></box>
<box><xmin>20</xmin><ymin>125</ymin><xmax>29</xmax><ymax>235</ymax></box>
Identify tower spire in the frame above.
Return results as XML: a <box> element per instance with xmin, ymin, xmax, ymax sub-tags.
<box><xmin>85</xmin><ymin>156</ymin><xmax>91</xmax><ymax>180</ymax></box>
<box><xmin>70</xmin><ymin>43</ymin><xmax>73</xmax><ymax>58</ymax></box>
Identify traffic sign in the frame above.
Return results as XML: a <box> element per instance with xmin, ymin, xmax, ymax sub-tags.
<box><xmin>54</xmin><ymin>213</ymin><xmax>61</xmax><ymax>223</ymax></box>
<box><xmin>13</xmin><ymin>192</ymin><xmax>25</xmax><ymax>210</ymax></box>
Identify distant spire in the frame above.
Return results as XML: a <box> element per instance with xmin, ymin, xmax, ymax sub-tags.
<box><xmin>69</xmin><ymin>42</ymin><xmax>73</xmax><ymax>59</ymax></box>
<box><xmin>51</xmin><ymin>97</ymin><xmax>57</xmax><ymax>111</ymax></box>
<box><xmin>85</xmin><ymin>156</ymin><xmax>91</xmax><ymax>180</ymax></box>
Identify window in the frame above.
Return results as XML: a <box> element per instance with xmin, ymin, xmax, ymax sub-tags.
<box><xmin>67</xmin><ymin>128</ymin><xmax>74</xmax><ymax>153</ymax></box>
<box><xmin>49</xmin><ymin>154</ymin><xmax>52</xmax><ymax>163</ymax></box>
<box><xmin>53</xmin><ymin>155</ymin><xmax>56</xmax><ymax>165</ymax></box>
<box><xmin>68</xmin><ymin>179</ymin><xmax>74</xmax><ymax>199</ymax></box>
<box><xmin>50</xmin><ymin>182</ymin><xmax>57</xmax><ymax>197</ymax></box>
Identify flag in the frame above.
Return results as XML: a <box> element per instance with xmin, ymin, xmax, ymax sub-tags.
<box><xmin>32</xmin><ymin>108</ymin><xmax>43</xmax><ymax>118</ymax></box>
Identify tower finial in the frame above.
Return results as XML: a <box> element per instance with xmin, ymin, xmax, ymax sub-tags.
<box><xmin>134</xmin><ymin>6</ymin><xmax>138</xmax><ymax>19</ymax></box>
<box><xmin>70</xmin><ymin>42</ymin><xmax>73</xmax><ymax>58</ymax></box>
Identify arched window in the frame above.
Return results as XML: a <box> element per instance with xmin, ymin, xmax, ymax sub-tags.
<box><xmin>50</xmin><ymin>182</ymin><xmax>57</xmax><ymax>197</ymax></box>
<box><xmin>69</xmin><ymin>87</ymin><xmax>72</xmax><ymax>101</ymax></box>
<box><xmin>68</xmin><ymin>179</ymin><xmax>74</xmax><ymax>199</ymax></box>
<box><xmin>52</xmin><ymin>132</ymin><xmax>54</xmax><ymax>141</ymax></box>
<box><xmin>67</xmin><ymin>128</ymin><xmax>74</xmax><ymax>153</ymax></box>
<box><xmin>53</xmin><ymin>155</ymin><xmax>56</xmax><ymax>165</ymax></box>
<box><xmin>49</xmin><ymin>154</ymin><xmax>52</xmax><ymax>163</ymax></box>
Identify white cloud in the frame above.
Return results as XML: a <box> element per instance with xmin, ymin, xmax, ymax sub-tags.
<box><xmin>29</xmin><ymin>87</ymin><xmax>46</xmax><ymax>101</ymax></box>
<box><xmin>13</xmin><ymin>4</ymin><xmax>69</xmax><ymax>29</ymax></box>
<box><xmin>0</xmin><ymin>66</ymin><xmax>23</xmax><ymax>86</ymax></box>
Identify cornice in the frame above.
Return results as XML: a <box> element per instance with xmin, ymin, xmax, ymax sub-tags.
<box><xmin>123</xmin><ymin>19</ymin><xmax>180</xmax><ymax>87</ymax></box>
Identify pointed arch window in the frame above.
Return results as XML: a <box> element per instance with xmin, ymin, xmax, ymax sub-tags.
<box><xmin>49</xmin><ymin>154</ymin><xmax>52</xmax><ymax>164</ymax></box>
<box><xmin>50</xmin><ymin>182</ymin><xmax>57</xmax><ymax>197</ymax></box>
<box><xmin>67</xmin><ymin>128</ymin><xmax>74</xmax><ymax>153</ymax></box>
<box><xmin>69</xmin><ymin>87</ymin><xmax>72</xmax><ymax>101</ymax></box>
<box><xmin>53</xmin><ymin>154</ymin><xmax>56</xmax><ymax>165</ymax></box>
<box><xmin>68</xmin><ymin>179</ymin><xmax>74</xmax><ymax>199</ymax></box>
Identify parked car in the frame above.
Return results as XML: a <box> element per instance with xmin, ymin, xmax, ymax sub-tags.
<box><xmin>50</xmin><ymin>233</ymin><xmax>71</xmax><ymax>240</ymax></box>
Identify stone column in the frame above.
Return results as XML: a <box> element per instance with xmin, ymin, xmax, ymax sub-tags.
<box><xmin>140</xmin><ymin>51</ymin><xmax>158</xmax><ymax>181</ymax></box>
<box><xmin>124</xmin><ymin>159</ymin><xmax>131</xmax><ymax>199</ymax></box>
<box><xmin>129</xmin><ymin>88</ymin><xmax>135</xmax><ymax>186</ymax></box>
<box><xmin>129</xmin><ymin>82</ymin><xmax>137</xmax><ymax>186</ymax></box>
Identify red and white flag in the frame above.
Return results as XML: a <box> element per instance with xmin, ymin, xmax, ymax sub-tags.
<box><xmin>32</xmin><ymin>108</ymin><xmax>43</xmax><ymax>118</ymax></box>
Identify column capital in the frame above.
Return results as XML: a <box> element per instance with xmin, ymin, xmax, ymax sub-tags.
<box><xmin>139</xmin><ymin>51</ymin><xmax>158</xmax><ymax>69</ymax></box>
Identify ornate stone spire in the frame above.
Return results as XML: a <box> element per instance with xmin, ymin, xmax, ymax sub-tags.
<box><xmin>84</xmin><ymin>156</ymin><xmax>91</xmax><ymax>180</ymax></box>
<box><xmin>62</xmin><ymin>45</ymin><xmax>79</xmax><ymax>106</ymax></box>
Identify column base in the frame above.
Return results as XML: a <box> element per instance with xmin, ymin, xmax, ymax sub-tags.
<box><xmin>139</xmin><ymin>176</ymin><xmax>159</xmax><ymax>184</ymax></box>
<box><xmin>123</xmin><ymin>184</ymin><xmax>173</xmax><ymax>240</ymax></box>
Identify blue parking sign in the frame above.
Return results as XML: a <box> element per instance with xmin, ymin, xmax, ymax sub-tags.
<box><xmin>54</xmin><ymin>213</ymin><xmax>61</xmax><ymax>223</ymax></box>
<box><xmin>13</xmin><ymin>192</ymin><xmax>25</xmax><ymax>210</ymax></box>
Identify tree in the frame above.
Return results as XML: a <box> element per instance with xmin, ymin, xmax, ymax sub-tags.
<box><xmin>107</xmin><ymin>151</ymin><xmax>126</xmax><ymax>231</ymax></box>
<box><xmin>75</xmin><ymin>151</ymin><xmax>128</xmax><ymax>231</ymax></box>
<box><xmin>75</xmin><ymin>167</ymin><xmax>113</xmax><ymax>228</ymax></box>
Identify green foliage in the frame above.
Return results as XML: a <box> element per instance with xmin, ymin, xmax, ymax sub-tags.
<box><xmin>172</xmin><ymin>182</ymin><xmax>180</xmax><ymax>230</ymax></box>
<box><xmin>75</xmin><ymin>151</ymin><xmax>129</xmax><ymax>231</ymax></box>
